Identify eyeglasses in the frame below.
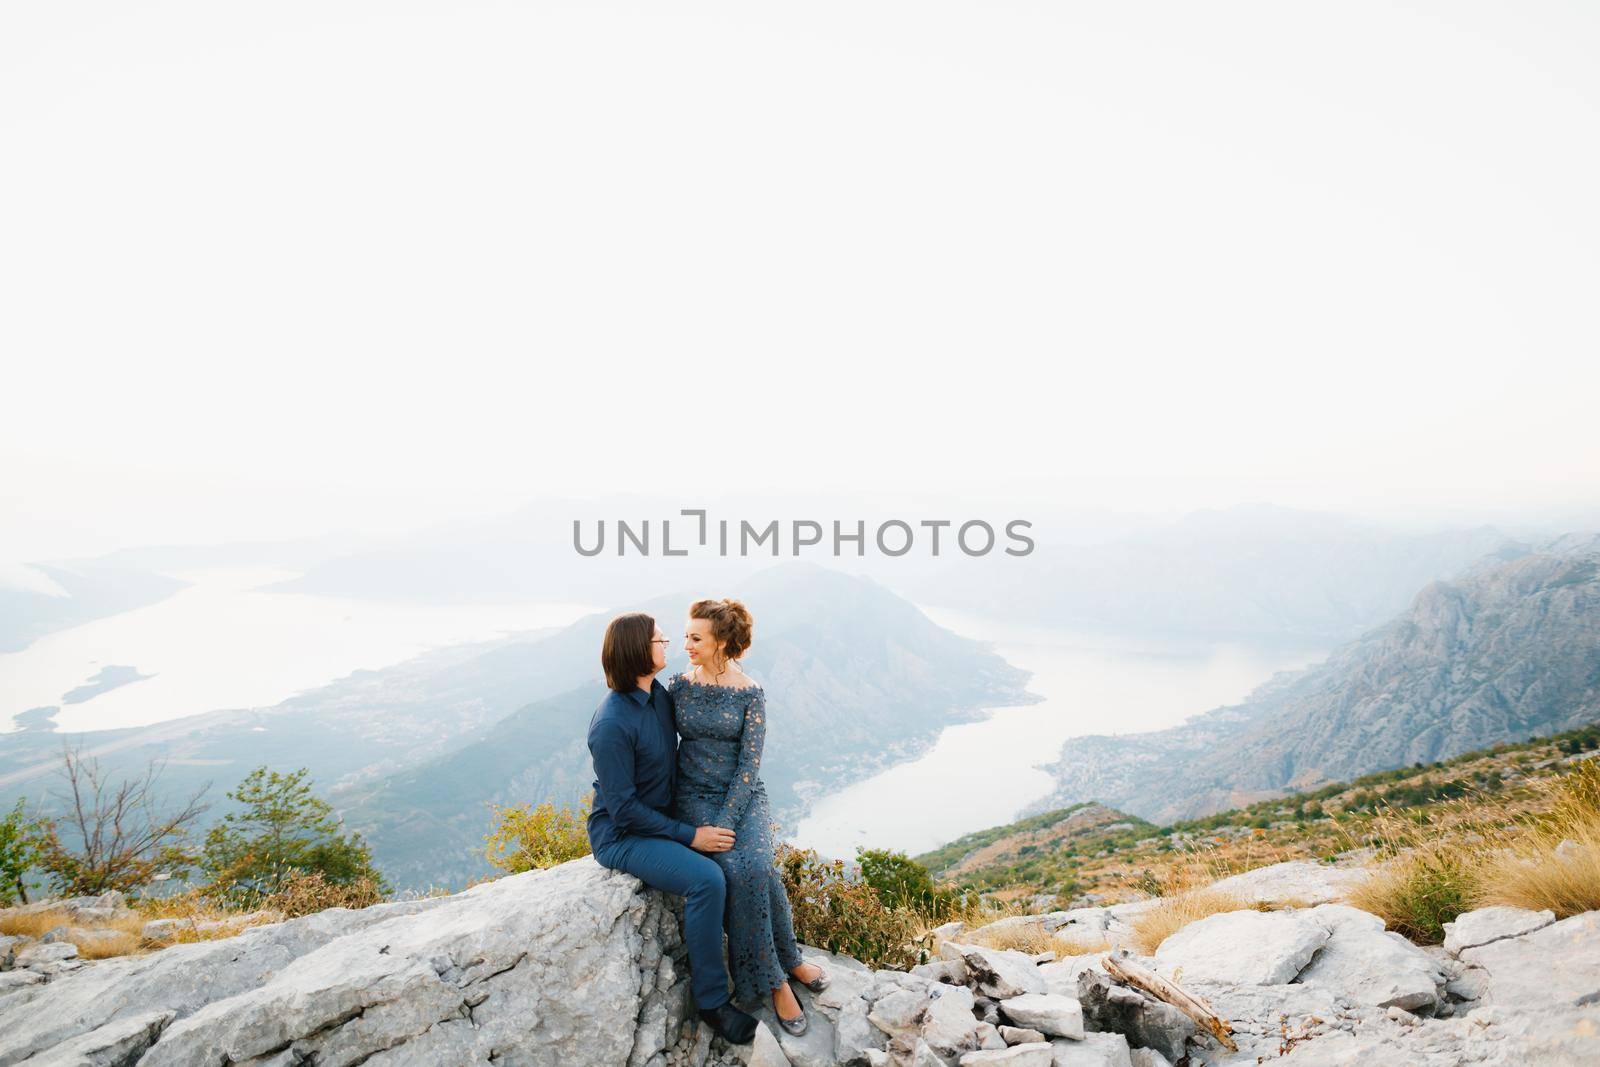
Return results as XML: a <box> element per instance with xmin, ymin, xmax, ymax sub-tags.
<box><xmin>651</xmin><ymin>638</ymin><xmax>671</xmax><ymax>646</ymax></box>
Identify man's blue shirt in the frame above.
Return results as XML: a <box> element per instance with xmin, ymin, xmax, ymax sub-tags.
<box><xmin>586</xmin><ymin>676</ymin><xmax>698</xmax><ymax>853</ymax></box>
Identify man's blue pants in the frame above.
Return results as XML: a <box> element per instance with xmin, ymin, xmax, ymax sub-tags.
<box><xmin>593</xmin><ymin>834</ymin><xmax>731</xmax><ymax>1010</ymax></box>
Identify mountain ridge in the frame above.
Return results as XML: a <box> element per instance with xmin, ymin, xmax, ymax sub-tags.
<box><xmin>1022</xmin><ymin>534</ymin><xmax>1600</xmax><ymax>824</ymax></box>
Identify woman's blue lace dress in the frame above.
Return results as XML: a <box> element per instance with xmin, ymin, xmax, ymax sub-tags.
<box><xmin>668</xmin><ymin>673</ymin><xmax>804</xmax><ymax>1007</ymax></box>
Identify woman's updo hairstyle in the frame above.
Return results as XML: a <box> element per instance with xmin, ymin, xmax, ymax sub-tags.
<box><xmin>689</xmin><ymin>597</ymin><xmax>753</xmax><ymax>663</ymax></box>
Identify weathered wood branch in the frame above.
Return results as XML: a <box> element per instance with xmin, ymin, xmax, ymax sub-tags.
<box><xmin>1104</xmin><ymin>949</ymin><xmax>1238</xmax><ymax>1052</ymax></box>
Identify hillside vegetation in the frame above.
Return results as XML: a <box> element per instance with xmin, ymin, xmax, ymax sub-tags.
<box><xmin>920</xmin><ymin>721</ymin><xmax>1600</xmax><ymax>908</ymax></box>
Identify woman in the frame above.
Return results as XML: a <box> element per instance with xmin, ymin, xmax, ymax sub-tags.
<box><xmin>669</xmin><ymin>597</ymin><xmax>829</xmax><ymax>1036</ymax></box>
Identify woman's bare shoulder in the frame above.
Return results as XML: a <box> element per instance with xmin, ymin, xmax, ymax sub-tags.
<box><xmin>683</xmin><ymin>666</ymin><xmax>761</xmax><ymax>691</ymax></box>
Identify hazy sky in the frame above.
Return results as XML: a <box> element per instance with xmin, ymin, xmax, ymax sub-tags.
<box><xmin>4</xmin><ymin>1</ymin><xmax>1597</xmax><ymax>568</ymax></box>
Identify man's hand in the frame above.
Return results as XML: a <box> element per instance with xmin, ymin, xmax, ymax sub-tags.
<box><xmin>691</xmin><ymin>825</ymin><xmax>735</xmax><ymax>853</ymax></box>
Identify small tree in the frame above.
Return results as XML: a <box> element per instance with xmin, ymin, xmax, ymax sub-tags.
<box><xmin>484</xmin><ymin>794</ymin><xmax>593</xmax><ymax>874</ymax></box>
<box><xmin>34</xmin><ymin>741</ymin><xmax>209</xmax><ymax>896</ymax></box>
<box><xmin>200</xmin><ymin>766</ymin><xmax>387</xmax><ymax>906</ymax></box>
<box><xmin>856</xmin><ymin>846</ymin><xmax>960</xmax><ymax>918</ymax></box>
<box><xmin>0</xmin><ymin>798</ymin><xmax>45</xmax><ymax>904</ymax></box>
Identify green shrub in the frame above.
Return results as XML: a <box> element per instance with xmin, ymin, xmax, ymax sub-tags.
<box><xmin>856</xmin><ymin>847</ymin><xmax>963</xmax><ymax>918</ymax></box>
<box><xmin>778</xmin><ymin>843</ymin><xmax>929</xmax><ymax>970</ymax></box>
<box><xmin>484</xmin><ymin>794</ymin><xmax>593</xmax><ymax>874</ymax></box>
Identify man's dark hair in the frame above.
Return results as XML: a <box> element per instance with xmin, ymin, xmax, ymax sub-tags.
<box><xmin>601</xmin><ymin>612</ymin><xmax>656</xmax><ymax>692</ymax></box>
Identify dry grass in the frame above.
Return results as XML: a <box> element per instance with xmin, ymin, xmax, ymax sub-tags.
<box><xmin>0</xmin><ymin>907</ymin><xmax>75</xmax><ymax>939</ymax></box>
<box><xmin>964</xmin><ymin>923</ymin><xmax>1046</xmax><ymax>953</ymax></box>
<box><xmin>73</xmin><ymin>929</ymin><xmax>145</xmax><ymax>959</ymax></box>
<box><xmin>0</xmin><ymin>905</ymin><xmax>160</xmax><ymax>958</ymax></box>
<box><xmin>1</xmin><ymin>883</ymin><xmax>315</xmax><ymax>962</ymax></box>
<box><xmin>1124</xmin><ymin>888</ymin><xmax>1261</xmax><ymax>955</ymax></box>
<box><xmin>161</xmin><ymin>915</ymin><xmax>281</xmax><ymax>946</ymax></box>
<box><xmin>1345</xmin><ymin>758</ymin><xmax>1600</xmax><ymax>943</ymax></box>
<box><xmin>132</xmin><ymin>890</ymin><xmax>225</xmax><ymax>920</ymax></box>
<box><xmin>959</xmin><ymin>916</ymin><xmax>1113</xmax><ymax>958</ymax></box>
<box><xmin>963</xmin><ymin>844</ymin><xmax>1266</xmax><ymax>958</ymax></box>
<box><xmin>1347</xmin><ymin>831</ymin><xmax>1478</xmax><ymax>944</ymax></box>
<box><xmin>1051</xmin><ymin>929</ymin><xmax>1115</xmax><ymax>956</ymax></box>
<box><xmin>1474</xmin><ymin>758</ymin><xmax>1600</xmax><ymax>918</ymax></box>
<box><xmin>266</xmin><ymin>870</ymin><xmax>382</xmax><ymax>918</ymax></box>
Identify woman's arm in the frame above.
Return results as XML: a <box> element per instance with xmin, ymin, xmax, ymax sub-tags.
<box><xmin>716</xmin><ymin>688</ymin><xmax>766</xmax><ymax>830</ymax></box>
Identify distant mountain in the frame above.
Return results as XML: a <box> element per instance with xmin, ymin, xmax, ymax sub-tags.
<box><xmin>337</xmin><ymin>563</ymin><xmax>1034</xmax><ymax>890</ymax></box>
<box><xmin>903</xmin><ymin>505</ymin><xmax>1517</xmax><ymax>643</ymax></box>
<box><xmin>0</xmin><ymin>621</ymin><xmax>585</xmax><ymax>817</ymax></box>
<box><xmin>1023</xmin><ymin>534</ymin><xmax>1600</xmax><ymax>823</ymax></box>
<box><xmin>0</xmin><ymin>561</ymin><xmax>187</xmax><ymax>654</ymax></box>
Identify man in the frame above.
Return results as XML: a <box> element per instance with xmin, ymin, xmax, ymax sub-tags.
<box><xmin>586</xmin><ymin>611</ymin><xmax>760</xmax><ymax>1045</ymax></box>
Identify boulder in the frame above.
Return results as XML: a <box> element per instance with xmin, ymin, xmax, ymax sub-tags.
<box><xmin>920</xmin><ymin>984</ymin><xmax>981</xmax><ymax>1057</ymax></box>
<box><xmin>944</xmin><ymin>944</ymin><xmax>1048</xmax><ymax>999</ymax></box>
<box><xmin>12</xmin><ymin>941</ymin><xmax>79</xmax><ymax>969</ymax></box>
<box><xmin>747</xmin><ymin>1022</ymin><xmax>792</xmax><ymax>1067</ymax></box>
<box><xmin>1075</xmin><ymin>971</ymin><xmax>1192</xmax><ymax>1062</ymax></box>
<box><xmin>1127</xmin><ymin>1049</ymin><xmax>1171</xmax><ymax>1067</ymax></box>
<box><xmin>866</xmin><ymin>987</ymin><xmax>925</xmax><ymax>1037</ymax></box>
<box><xmin>1047</xmin><ymin>1032</ymin><xmax>1133</xmax><ymax>1067</ymax></box>
<box><xmin>1294</xmin><ymin>904</ymin><xmax>1445</xmax><ymax>1011</ymax></box>
<box><xmin>0</xmin><ymin>934</ymin><xmax>26</xmax><ymax>968</ymax></box>
<box><xmin>958</xmin><ymin>1043</ymin><xmax>1053</xmax><ymax>1066</ymax></box>
<box><xmin>912</xmin><ymin>959</ymin><xmax>968</xmax><ymax>985</ymax></box>
<box><xmin>0</xmin><ymin>972</ymin><xmax>45</xmax><ymax>995</ymax></box>
<box><xmin>901</xmin><ymin>1038</ymin><xmax>950</xmax><ymax>1067</ymax></box>
<box><xmin>3</xmin><ymin>892</ymin><xmax>128</xmax><ymax>925</ymax></box>
<box><xmin>1441</xmin><ymin>906</ymin><xmax>1556</xmax><ymax>956</ymax></box>
<box><xmin>1152</xmin><ymin>909</ymin><xmax>1328</xmax><ymax>985</ymax></box>
<box><xmin>973</xmin><ymin>1022</ymin><xmax>1007</xmax><ymax>1050</ymax></box>
<box><xmin>998</xmin><ymin>1025</ymin><xmax>1045</xmax><ymax>1045</ymax></box>
<box><xmin>995</xmin><ymin>994</ymin><xmax>1084</xmax><ymax>1040</ymax></box>
<box><xmin>748</xmin><ymin>993</ymin><xmax>838</xmax><ymax>1067</ymax></box>
<box><xmin>1271</xmin><ymin>1003</ymin><xmax>1600</xmax><ymax>1065</ymax></box>
<box><xmin>1205</xmin><ymin>862</ymin><xmax>1370</xmax><ymax>908</ymax></box>
<box><xmin>1461</xmin><ymin>910</ymin><xmax>1600</xmax><ymax>1012</ymax></box>
<box><xmin>1036</xmin><ymin>955</ymin><xmax>1106</xmax><ymax>998</ymax></box>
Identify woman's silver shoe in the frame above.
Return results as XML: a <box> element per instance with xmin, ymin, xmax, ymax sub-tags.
<box><xmin>776</xmin><ymin>992</ymin><xmax>809</xmax><ymax>1036</ymax></box>
<box><xmin>793</xmin><ymin>968</ymin><xmax>829</xmax><ymax>993</ymax></box>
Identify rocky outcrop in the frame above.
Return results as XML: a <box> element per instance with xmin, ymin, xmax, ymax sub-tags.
<box><xmin>3</xmin><ymin>863</ymin><xmax>1598</xmax><ymax>1066</ymax></box>
<box><xmin>0</xmin><ymin>859</ymin><xmax>735</xmax><ymax>1067</ymax></box>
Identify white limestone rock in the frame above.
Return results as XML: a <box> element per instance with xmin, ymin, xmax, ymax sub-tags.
<box><xmin>747</xmin><ymin>1023</ymin><xmax>791</xmax><ymax>1067</ymax></box>
<box><xmin>946</xmin><ymin>943</ymin><xmax>1049</xmax><ymax>999</ymax></box>
<box><xmin>1440</xmin><ymin>906</ymin><xmax>1556</xmax><ymax>956</ymax></box>
<box><xmin>920</xmin><ymin>984</ymin><xmax>982</xmax><ymax>1058</ymax></box>
<box><xmin>0</xmin><ymin>857</ymin><xmax>703</xmax><ymax>1067</ymax></box>
<box><xmin>996</xmin><ymin>994</ymin><xmax>1085</xmax><ymax>1040</ymax></box>
<box><xmin>998</xmin><ymin>1025</ymin><xmax>1046</xmax><ymax>1045</ymax></box>
<box><xmin>867</xmin><ymin>987</ymin><xmax>926</xmax><ymax>1037</ymax></box>
<box><xmin>1036</xmin><ymin>955</ymin><xmax>1107</xmax><ymax>998</ymax></box>
<box><xmin>1152</xmin><ymin>909</ymin><xmax>1329</xmax><ymax>986</ymax></box>
<box><xmin>1295</xmin><ymin>904</ymin><xmax>1446</xmax><ymax>1011</ymax></box>
<box><xmin>959</xmin><ymin>1043</ymin><xmax>1054</xmax><ymax>1066</ymax></box>
<box><xmin>1047</xmin><ymin>1032</ymin><xmax>1133</xmax><ymax>1067</ymax></box>
<box><xmin>1205</xmin><ymin>862</ymin><xmax>1371</xmax><ymax>908</ymax></box>
<box><xmin>1460</xmin><ymin>910</ymin><xmax>1600</xmax><ymax>1012</ymax></box>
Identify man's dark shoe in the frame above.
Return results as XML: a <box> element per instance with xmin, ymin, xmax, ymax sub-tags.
<box><xmin>699</xmin><ymin>1001</ymin><xmax>758</xmax><ymax>1044</ymax></box>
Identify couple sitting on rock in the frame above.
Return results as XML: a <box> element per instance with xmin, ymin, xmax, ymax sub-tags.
<box><xmin>585</xmin><ymin>599</ymin><xmax>829</xmax><ymax>1045</ymax></box>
